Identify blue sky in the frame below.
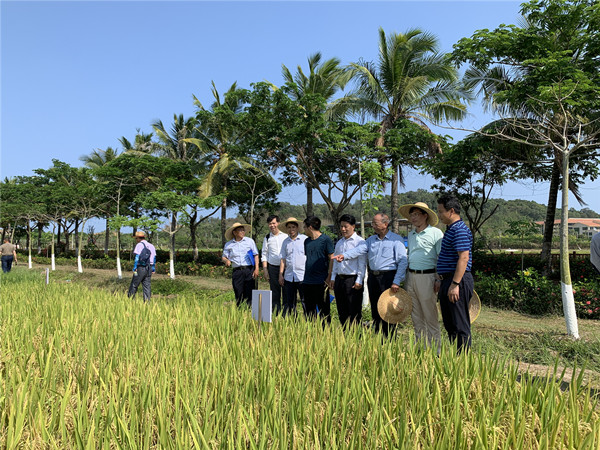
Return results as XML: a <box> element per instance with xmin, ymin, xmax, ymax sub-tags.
<box><xmin>2</xmin><ymin>0</ymin><xmax>599</xmax><ymax>217</ymax></box>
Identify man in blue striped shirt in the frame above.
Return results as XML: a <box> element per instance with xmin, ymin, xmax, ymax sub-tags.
<box><xmin>334</xmin><ymin>212</ymin><xmax>408</xmax><ymax>337</ymax></box>
<box><xmin>436</xmin><ymin>195</ymin><xmax>474</xmax><ymax>352</ymax></box>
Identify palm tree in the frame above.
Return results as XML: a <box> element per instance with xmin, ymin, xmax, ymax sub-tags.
<box><xmin>345</xmin><ymin>28</ymin><xmax>469</xmax><ymax>231</ymax></box>
<box><xmin>278</xmin><ymin>52</ymin><xmax>351</xmax><ymax>215</ymax></box>
<box><xmin>80</xmin><ymin>147</ymin><xmax>119</xmax><ymax>254</ymax></box>
<box><xmin>152</xmin><ymin>115</ymin><xmax>202</xmax><ymax>278</ymax></box>
<box><xmin>186</xmin><ymin>81</ymin><xmax>256</xmax><ymax>245</ymax></box>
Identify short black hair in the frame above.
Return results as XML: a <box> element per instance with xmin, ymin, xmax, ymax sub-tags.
<box><xmin>303</xmin><ymin>216</ymin><xmax>321</xmax><ymax>230</ymax></box>
<box><xmin>409</xmin><ymin>206</ymin><xmax>427</xmax><ymax>215</ymax></box>
<box><xmin>267</xmin><ymin>215</ymin><xmax>280</xmax><ymax>223</ymax></box>
<box><xmin>339</xmin><ymin>214</ymin><xmax>356</xmax><ymax>225</ymax></box>
<box><xmin>437</xmin><ymin>195</ymin><xmax>461</xmax><ymax>214</ymax></box>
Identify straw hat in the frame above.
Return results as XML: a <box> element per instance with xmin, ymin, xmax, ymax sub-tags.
<box><xmin>279</xmin><ymin>217</ymin><xmax>303</xmax><ymax>233</ymax></box>
<box><xmin>225</xmin><ymin>222</ymin><xmax>252</xmax><ymax>241</ymax></box>
<box><xmin>398</xmin><ymin>202</ymin><xmax>439</xmax><ymax>227</ymax></box>
<box><xmin>134</xmin><ymin>231</ymin><xmax>146</xmax><ymax>238</ymax></box>
<box><xmin>469</xmin><ymin>290</ymin><xmax>482</xmax><ymax>323</ymax></box>
<box><xmin>377</xmin><ymin>288</ymin><xmax>413</xmax><ymax>324</ymax></box>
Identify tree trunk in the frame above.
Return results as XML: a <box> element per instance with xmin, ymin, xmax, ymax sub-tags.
<box><xmin>189</xmin><ymin>211</ymin><xmax>199</xmax><ymax>262</ymax></box>
<box><xmin>559</xmin><ymin>153</ymin><xmax>579</xmax><ymax>339</ymax></box>
<box><xmin>74</xmin><ymin>218</ymin><xmax>79</xmax><ymax>254</ymax></box>
<box><xmin>27</xmin><ymin>223</ymin><xmax>32</xmax><ymax>269</ymax></box>
<box><xmin>104</xmin><ymin>217</ymin><xmax>110</xmax><ymax>255</ymax></box>
<box><xmin>390</xmin><ymin>163</ymin><xmax>399</xmax><ymax>233</ymax></box>
<box><xmin>221</xmin><ymin>196</ymin><xmax>228</xmax><ymax>246</ymax></box>
<box><xmin>57</xmin><ymin>222</ymin><xmax>61</xmax><ymax>256</ymax></box>
<box><xmin>541</xmin><ymin>161</ymin><xmax>560</xmax><ymax>276</ymax></box>
<box><xmin>116</xmin><ymin>228</ymin><xmax>122</xmax><ymax>279</ymax></box>
<box><xmin>51</xmin><ymin>225</ymin><xmax>56</xmax><ymax>271</ymax></box>
<box><xmin>77</xmin><ymin>219</ymin><xmax>87</xmax><ymax>273</ymax></box>
<box><xmin>37</xmin><ymin>223</ymin><xmax>43</xmax><ymax>255</ymax></box>
<box><xmin>306</xmin><ymin>182</ymin><xmax>314</xmax><ymax>217</ymax></box>
<box><xmin>170</xmin><ymin>212</ymin><xmax>177</xmax><ymax>279</ymax></box>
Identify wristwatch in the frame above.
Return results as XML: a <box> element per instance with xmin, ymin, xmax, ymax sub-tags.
<box><xmin>451</xmin><ymin>280</ymin><xmax>460</xmax><ymax>286</ymax></box>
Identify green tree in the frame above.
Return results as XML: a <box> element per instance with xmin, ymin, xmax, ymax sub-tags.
<box><xmin>344</xmin><ymin>27</ymin><xmax>469</xmax><ymax>231</ymax></box>
<box><xmin>452</xmin><ymin>0</ymin><xmax>600</xmax><ymax>338</ymax></box>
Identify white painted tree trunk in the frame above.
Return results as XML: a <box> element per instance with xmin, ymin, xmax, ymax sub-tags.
<box><xmin>169</xmin><ymin>258</ymin><xmax>175</xmax><ymax>279</ymax></box>
<box><xmin>559</xmin><ymin>153</ymin><xmax>579</xmax><ymax>339</ymax></box>
<box><xmin>77</xmin><ymin>255</ymin><xmax>83</xmax><ymax>273</ymax></box>
<box><xmin>116</xmin><ymin>256</ymin><xmax>122</xmax><ymax>279</ymax></box>
<box><xmin>28</xmin><ymin>253</ymin><xmax>32</xmax><ymax>269</ymax></box>
<box><xmin>51</xmin><ymin>254</ymin><xmax>56</xmax><ymax>271</ymax></box>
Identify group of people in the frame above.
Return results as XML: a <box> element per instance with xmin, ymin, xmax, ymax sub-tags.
<box><xmin>222</xmin><ymin>195</ymin><xmax>475</xmax><ymax>352</ymax></box>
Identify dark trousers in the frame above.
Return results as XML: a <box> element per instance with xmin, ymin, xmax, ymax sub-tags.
<box><xmin>367</xmin><ymin>271</ymin><xmax>397</xmax><ymax>337</ymax></box>
<box><xmin>267</xmin><ymin>264</ymin><xmax>283</xmax><ymax>314</ymax></box>
<box><xmin>282</xmin><ymin>280</ymin><xmax>303</xmax><ymax>317</ymax></box>
<box><xmin>128</xmin><ymin>265</ymin><xmax>152</xmax><ymax>301</ymax></box>
<box><xmin>303</xmin><ymin>283</ymin><xmax>330</xmax><ymax>323</ymax></box>
<box><xmin>334</xmin><ymin>275</ymin><xmax>363</xmax><ymax>328</ymax></box>
<box><xmin>1</xmin><ymin>255</ymin><xmax>14</xmax><ymax>273</ymax></box>
<box><xmin>438</xmin><ymin>272</ymin><xmax>474</xmax><ymax>353</ymax></box>
<box><xmin>232</xmin><ymin>266</ymin><xmax>254</xmax><ymax>307</ymax></box>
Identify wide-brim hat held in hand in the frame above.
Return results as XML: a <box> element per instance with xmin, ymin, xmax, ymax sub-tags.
<box><xmin>225</xmin><ymin>222</ymin><xmax>252</xmax><ymax>241</ymax></box>
<box><xmin>377</xmin><ymin>288</ymin><xmax>413</xmax><ymax>324</ymax></box>
<box><xmin>279</xmin><ymin>217</ymin><xmax>303</xmax><ymax>233</ymax></box>
<box><xmin>398</xmin><ymin>202</ymin><xmax>439</xmax><ymax>227</ymax></box>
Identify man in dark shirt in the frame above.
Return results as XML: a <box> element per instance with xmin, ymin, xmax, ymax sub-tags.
<box><xmin>303</xmin><ymin>216</ymin><xmax>334</xmax><ymax>323</ymax></box>
<box><xmin>436</xmin><ymin>195</ymin><xmax>474</xmax><ymax>352</ymax></box>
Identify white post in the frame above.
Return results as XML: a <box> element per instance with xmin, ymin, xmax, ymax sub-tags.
<box><xmin>45</xmin><ymin>268</ymin><xmax>49</xmax><ymax>285</ymax></box>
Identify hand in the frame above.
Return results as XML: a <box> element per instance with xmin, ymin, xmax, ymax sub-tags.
<box><xmin>352</xmin><ymin>283</ymin><xmax>363</xmax><ymax>290</ymax></box>
<box><xmin>448</xmin><ymin>284</ymin><xmax>459</xmax><ymax>303</ymax></box>
<box><xmin>326</xmin><ymin>279</ymin><xmax>334</xmax><ymax>289</ymax></box>
<box><xmin>223</xmin><ymin>259</ymin><xmax>231</xmax><ymax>267</ymax></box>
<box><xmin>434</xmin><ymin>279</ymin><xmax>441</xmax><ymax>293</ymax></box>
<box><xmin>279</xmin><ymin>274</ymin><xmax>285</xmax><ymax>287</ymax></box>
<box><xmin>331</xmin><ymin>254</ymin><xmax>344</xmax><ymax>262</ymax></box>
<box><xmin>253</xmin><ymin>268</ymin><xmax>259</xmax><ymax>279</ymax></box>
<box><xmin>390</xmin><ymin>284</ymin><xmax>400</xmax><ymax>294</ymax></box>
<box><xmin>263</xmin><ymin>268</ymin><xmax>269</xmax><ymax>281</ymax></box>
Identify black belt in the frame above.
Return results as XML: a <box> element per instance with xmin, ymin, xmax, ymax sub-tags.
<box><xmin>267</xmin><ymin>263</ymin><xmax>280</xmax><ymax>268</ymax></box>
<box><xmin>336</xmin><ymin>274</ymin><xmax>357</xmax><ymax>280</ymax></box>
<box><xmin>408</xmin><ymin>268</ymin><xmax>436</xmax><ymax>274</ymax></box>
<box><xmin>233</xmin><ymin>265</ymin><xmax>253</xmax><ymax>271</ymax></box>
<box><xmin>368</xmin><ymin>270</ymin><xmax>395</xmax><ymax>276</ymax></box>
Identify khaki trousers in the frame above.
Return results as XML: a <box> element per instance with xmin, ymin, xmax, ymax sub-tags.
<box><xmin>405</xmin><ymin>272</ymin><xmax>441</xmax><ymax>348</ymax></box>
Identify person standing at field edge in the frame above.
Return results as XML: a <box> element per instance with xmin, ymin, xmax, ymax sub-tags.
<box><xmin>333</xmin><ymin>213</ymin><xmax>408</xmax><ymax>338</ymax></box>
<box><xmin>328</xmin><ymin>214</ymin><xmax>367</xmax><ymax>328</ymax></box>
<box><xmin>399</xmin><ymin>202</ymin><xmax>444</xmax><ymax>350</ymax></box>
<box><xmin>0</xmin><ymin>238</ymin><xmax>18</xmax><ymax>273</ymax></box>
<box><xmin>128</xmin><ymin>231</ymin><xmax>157</xmax><ymax>302</ymax></box>
<box><xmin>591</xmin><ymin>232</ymin><xmax>600</xmax><ymax>275</ymax></box>
<box><xmin>222</xmin><ymin>223</ymin><xmax>259</xmax><ymax>308</ymax></box>
<box><xmin>436</xmin><ymin>195</ymin><xmax>474</xmax><ymax>353</ymax></box>
<box><xmin>303</xmin><ymin>216</ymin><xmax>335</xmax><ymax>323</ymax></box>
<box><xmin>261</xmin><ymin>215</ymin><xmax>288</xmax><ymax>314</ymax></box>
<box><xmin>278</xmin><ymin>217</ymin><xmax>307</xmax><ymax>317</ymax></box>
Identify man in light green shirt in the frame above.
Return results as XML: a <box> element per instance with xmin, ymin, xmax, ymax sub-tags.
<box><xmin>399</xmin><ymin>202</ymin><xmax>444</xmax><ymax>349</ymax></box>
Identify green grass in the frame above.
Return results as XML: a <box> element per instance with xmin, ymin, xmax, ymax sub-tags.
<box><xmin>1</xmin><ymin>269</ymin><xmax>599</xmax><ymax>448</ymax></box>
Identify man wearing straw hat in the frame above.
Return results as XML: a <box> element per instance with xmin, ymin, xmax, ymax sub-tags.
<box><xmin>333</xmin><ymin>212</ymin><xmax>407</xmax><ymax>337</ymax></box>
<box><xmin>128</xmin><ymin>231</ymin><xmax>156</xmax><ymax>302</ymax></box>
<box><xmin>222</xmin><ymin>223</ymin><xmax>259</xmax><ymax>307</ymax></box>
<box><xmin>436</xmin><ymin>195</ymin><xmax>474</xmax><ymax>352</ymax></box>
<box><xmin>261</xmin><ymin>215</ymin><xmax>288</xmax><ymax>314</ymax></box>
<box><xmin>399</xmin><ymin>202</ymin><xmax>444</xmax><ymax>349</ymax></box>
<box><xmin>278</xmin><ymin>217</ymin><xmax>307</xmax><ymax>316</ymax></box>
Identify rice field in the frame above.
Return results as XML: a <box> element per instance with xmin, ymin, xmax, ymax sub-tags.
<box><xmin>1</xmin><ymin>270</ymin><xmax>599</xmax><ymax>449</ymax></box>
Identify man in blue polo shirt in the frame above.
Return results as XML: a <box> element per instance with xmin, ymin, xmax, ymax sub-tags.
<box><xmin>436</xmin><ymin>195</ymin><xmax>474</xmax><ymax>352</ymax></box>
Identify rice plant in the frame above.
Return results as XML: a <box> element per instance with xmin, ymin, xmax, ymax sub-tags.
<box><xmin>1</xmin><ymin>274</ymin><xmax>598</xmax><ymax>448</ymax></box>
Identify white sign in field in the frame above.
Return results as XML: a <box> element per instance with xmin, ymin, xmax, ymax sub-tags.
<box><xmin>251</xmin><ymin>290</ymin><xmax>272</xmax><ymax>323</ymax></box>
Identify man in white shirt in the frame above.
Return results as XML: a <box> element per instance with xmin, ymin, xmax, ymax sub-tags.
<box><xmin>329</xmin><ymin>214</ymin><xmax>367</xmax><ymax>328</ymax></box>
<box><xmin>278</xmin><ymin>217</ymin><xmax>307</xmax><ymax>317</ymax></box>
<box><xmin>261</xmin><ymin>215</ymin><xmax>288</xmax><ymax>314</ymax></box>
